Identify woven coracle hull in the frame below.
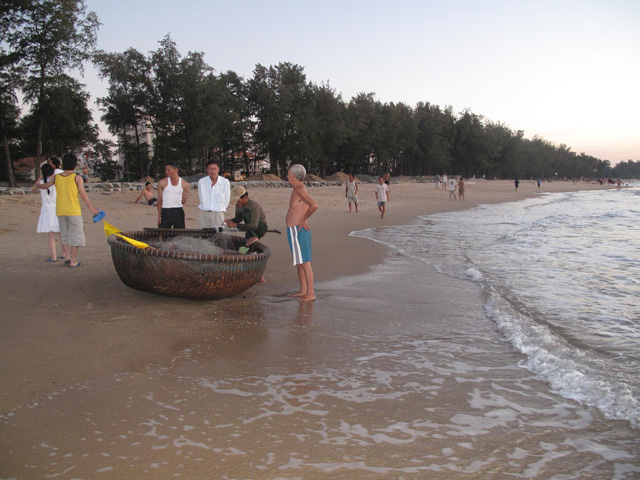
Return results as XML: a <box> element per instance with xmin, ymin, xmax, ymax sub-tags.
<box><xmin>108</xmin><ymin>229</ymin><xmax>270</xmax><ymax>300</ymax></box>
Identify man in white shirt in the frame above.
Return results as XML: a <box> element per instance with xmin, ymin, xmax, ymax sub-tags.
<box><xmin>49</xmin><ymin>157</ymin><xmax>64</xmax><ymax>175</ymax></box>
<box><xmin>197</xmin><ymin>160</ymin><xmax>230</xmax><ymax>229</ymax></box>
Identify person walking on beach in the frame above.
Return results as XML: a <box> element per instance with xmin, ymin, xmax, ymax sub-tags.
<box><xmin>31</xmin><ymin>153</ymin><xmax>99</xmax><ymax>267</ymax></box>
<box><xmin>448</xmin><ymin>177</ymin><xmax>457</xmax><ymax>200</ymax></box>
<box><xmin>458</xmin><ymin>177</ymin><xmax>465</xmax><ymax>202</ymax></box>
<box><xmin>345</xmin><ymin>174</ymin><xmax>358</xmax><ymax>212</ymax></box>
<box><xmin>375</xmin><ymin>175</ymin><xmax>390</xmax><ymax>218</ymax></box>
<box><xmin>537</xmin><ymin>177</ymin><xmax>541</xmax><ymax>191</ymax></box>
<box><xmin>434</xmin><ymin>174</ymin><xmax>441</xmax><ymax>189</ymax></box>
<box><xmin>197</xmin><ymin>159</ymin><xmax>230</xmax><ymax>229</ymax></box>
<box><xmin>514</xmin><ymin>178</ymin><xmax>520</xmax><ymax>192</ymax></box>
<box><xmin>34</xmin><ymin>163</ymin><xmax>68</xmax><ymax>262</ymax></box>
<box><xmin>134</xmin><ymin>182</ymin><xmax>157</xmax><ymax>206</ymax></box>
<box><xmin>442</xmin><ymin>172</ymin><xmax>448</xmax><ymax>188</ymax></box>
<box><xmin>157</xmin><ymin>162</ymin><xmax>189</xmax><ymax>229</ymax></box>
<box><xmin>286</xmin><ymin>164</ymin><xmax>318</xmax><ymax>302</ymax></box>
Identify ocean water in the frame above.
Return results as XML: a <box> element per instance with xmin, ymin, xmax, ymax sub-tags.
<box><xmin>3</xmin><ymin>187</ymin><xmax>640</xmax><ymax>478</ymax></box>
<box><xmin>352</xmin><ymin>186</ymin><xmax>640</xmax><ymax>430</ymax></box>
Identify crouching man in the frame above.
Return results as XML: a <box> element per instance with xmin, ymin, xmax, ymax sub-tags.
<box><xmin>224</xmin><ymin>186</ymin><xmax>268</xmax><ymax>247</ymax></box>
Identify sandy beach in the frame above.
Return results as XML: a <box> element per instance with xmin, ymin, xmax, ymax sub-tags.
<box><xmin>2</xmin><ymin>177</ymin><xmax>634</xmax><ymax>479</ymax></box>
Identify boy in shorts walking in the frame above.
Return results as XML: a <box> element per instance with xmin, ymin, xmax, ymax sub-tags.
<box><xmin>286</xmin><ymin>164</ymin><xmax>318</xmax><ymax>302</ymax></box>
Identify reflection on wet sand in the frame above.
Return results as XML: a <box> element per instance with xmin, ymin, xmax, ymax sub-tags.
<box><xmin>296</xmin><ymin>299</ymin><xmax>314</xmax><ymax>325</ymax></box>
<box><xmin>1</xmin><ymin>258</ymin><xmax>639</xmax><ymax>478</ymax></box>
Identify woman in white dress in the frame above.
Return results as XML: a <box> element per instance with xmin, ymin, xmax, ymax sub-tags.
<box><xmin>35</xmin><ymin>164</ymin><xmax>67</xmax><ymax>262</ymax></box>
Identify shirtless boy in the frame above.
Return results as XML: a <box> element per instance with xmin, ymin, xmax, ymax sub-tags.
<box><xmin>135</xmin><ymin>182</ymin><xmax>157</xmax><ymax>206</ymax></box>
<box><xmin>286</xmin><ymin>164</ymin><xmax>318</xmax><ymax>302</ymax></box>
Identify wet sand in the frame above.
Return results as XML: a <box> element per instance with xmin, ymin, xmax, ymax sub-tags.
<box><xmin>3</xmin><ymin>178</ymin><xmax>634</xmax><ymax>478</ymax></box>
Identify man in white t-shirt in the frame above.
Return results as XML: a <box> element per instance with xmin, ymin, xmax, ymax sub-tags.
<box><xmin>197</xmin><ymin>160</ymin><xmax>230</xmax><ymax>229</ymax></box>
<box><xmin>345</xmin><ymin>174</ymin><xmax>358</xmax><ymax>212</ymax></box>
<box><xmin>448</xmin><ymin>178</ymin><xmax>457</xmax><ymax>201</ymax></box>
<box><xmin>375</xmin><ymin>175</ymin><xmax>390</xmax><ymax>219</ymax></box>
<box><xmin>49</xmin><ymin>157</ymin><xmax>64</xmax><ymax>175</ymax></box>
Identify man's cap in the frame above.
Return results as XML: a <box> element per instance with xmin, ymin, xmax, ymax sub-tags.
<box><xmin>230</xmin><ymin>185</ymin><xmax>247</xmax><ymax>204</ymax></box>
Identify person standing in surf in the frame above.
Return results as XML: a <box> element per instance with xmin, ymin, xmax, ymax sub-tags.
<box><xmin>286</xmin><ymin>164</ymin><xmax>318</xmax><ymax>302</ymax></box>
<box><xmin>458</xmin><ymin>177</ymin><xmax>465</xmax><ymax>202</ymax></box>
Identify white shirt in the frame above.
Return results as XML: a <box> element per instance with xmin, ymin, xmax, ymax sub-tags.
<box><xmin>198</xmin><ymin>175</ymin><xmax>230</xmax><ymax>212</ymax></box>
<box><xmin>375</xmin><ymin>183</ymin><xmax>389</xmax><ymax>201</ymax></box>
<box><xmin>39</xmin><ymin>178</ymin><xmax>57</xmax><ymax>206</ymax></box>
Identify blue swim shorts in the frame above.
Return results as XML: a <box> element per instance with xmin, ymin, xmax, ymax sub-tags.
<box><xmin>287</xmin><ymin>226</ymin><xmax>312</xmax><ymax>266</ymax></box>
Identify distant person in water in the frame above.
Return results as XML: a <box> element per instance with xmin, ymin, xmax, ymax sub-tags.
<box><xmin>135</xmin><ymin>182</ymin><xmax>157</xmax><ymax>206</ymax></box>
<box><xmin>286</xmin><ymin>164</ymin><xmax>318</xmax><ymax>302</ymax></box>
<box><xmin>375</xmin><ymin>175</ymin><xmax>390</xmax><ymax>218</ymax></box>
<box><xmin>345</xmin><ymin>174</ymin><xmax>358</xmax><ymax>212</ymax></box>
<box><xmin>458</xmin><ymin>177</ymin><xmax>465</xmax><ymax>201</ymax></box>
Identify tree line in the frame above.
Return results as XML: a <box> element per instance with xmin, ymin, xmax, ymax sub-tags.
<box><xmin>2</xmin><ymin>0</ymin><xmax>638</xmax><ymax>187</ymax></box>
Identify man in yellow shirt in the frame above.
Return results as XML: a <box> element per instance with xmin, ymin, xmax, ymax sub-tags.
<box><xmin>32</xmin><ymin>154</ymin><xmax>99</xmax><ymax>267</ymax></box>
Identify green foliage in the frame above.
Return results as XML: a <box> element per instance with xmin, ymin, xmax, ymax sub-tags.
<box><xmin>94</xmin><ymin>47</ymin><xmax>153</xmax><ymax>179</ymax></box>
<box><xmin>5</xmin><ymin>20</ymin><xmax>636</xmax><ymax>184</ymax></box>
<box><xmin>247</xmin><ymin>62</ymin><xmax>315</xmax><ymax>177</ymax></box>
<box><xmin>19</xmin><ymin>74</ymin><xmax>97</xmax><ymax>155</ymax></box>
<box><xmin>612</xmin><ymin>160</ymin><xmax>640</xmax><ymax>179</ymax></box>
<box><xmin>3</xmin><ymin>0</ymin><xmax>99</xmax><ymax>183</ymax></box>
<box><xmin>94</xmin><ymin>37</ymin><xmax>636</xmax><ymax>181</ymax></box>
<box><xmin>85</xmin><ymin>138</ymin><xmax>118</xmax><ymax>180</ymax></box>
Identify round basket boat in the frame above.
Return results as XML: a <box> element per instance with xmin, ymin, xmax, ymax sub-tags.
<box><xmin>108</xmin><ymin>229</ymin><xmax>270</xmax><ymax>300</ymax></box>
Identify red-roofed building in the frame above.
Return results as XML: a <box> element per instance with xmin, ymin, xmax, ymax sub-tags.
<box><xmin>12</xmin><ymin>156</ymin><xmax>44</xmax><ymax>176</ymax></box>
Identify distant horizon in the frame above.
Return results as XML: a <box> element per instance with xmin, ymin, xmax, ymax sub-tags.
<box><xmin>79</xmin><ymin>0</ymin><xmax>639</xmax><ymax>165</ymax></box>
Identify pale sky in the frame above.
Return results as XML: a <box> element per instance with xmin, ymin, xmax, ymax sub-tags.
<box><xmin>81</xmin><ymin>0</ymin><xmax>640</xmax><ymax>164</ymax></box>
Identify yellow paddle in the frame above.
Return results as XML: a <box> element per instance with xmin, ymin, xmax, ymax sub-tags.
<box><xmin>103</xmin><ymin>221</ymin><xmax>150</xmax><ymax>249</ymax></box>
